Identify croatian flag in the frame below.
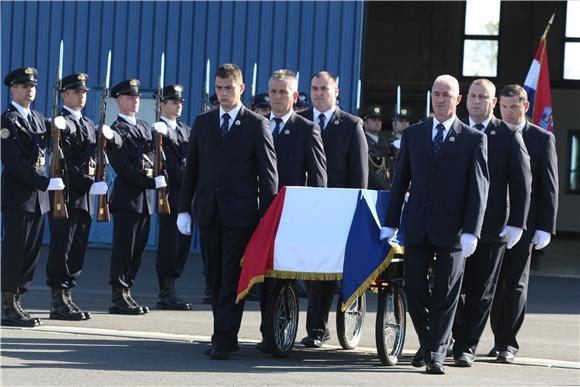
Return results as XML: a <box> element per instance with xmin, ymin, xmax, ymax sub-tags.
<box><xmin>523</xmin><ymin>37</ymin><xmax>554</xmax><ymax>132</ymax></box>
<box><xmin>236</xmin><ymin>186</ymin><xmax>402</xmax><ymax>310</ymax></box>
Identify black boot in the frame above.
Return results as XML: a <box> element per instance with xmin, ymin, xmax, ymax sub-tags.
<box><xmin>124</xmin><ymin>288</ymin><xmax>149</xmax><ymax>314</ymax></box>
<box><xmin>109</xmin><ymin>286</ymin><xmax>143</xmax><ymax>315</ymax></box>
<box><xmin>64</xmin><ymin>288</ymin><xmax>91</xmax><ymax>320</ymax></box>
<box><xmin>157</xmin><ymin>277</ymin><xmax>192</xmax><ymax>311</ymax></box>
<box><xmin>49</xmin><ymin>288</ymin><xmax>85</xmax><ymax>320</ymax></box>
<box><xmin>2</xmin><ymin>292</ymin><xmax>40</xmax><ymax>327</ymax></box>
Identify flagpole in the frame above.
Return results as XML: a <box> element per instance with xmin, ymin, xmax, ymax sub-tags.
<box><xmin>540</xmin><ymin>13</ymin><xmax>555</xmax><ymax>41</ymax></box>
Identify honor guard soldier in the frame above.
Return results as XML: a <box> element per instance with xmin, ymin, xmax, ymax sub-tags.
<box><xmin>107</xmin><ymin>79</ymin><xmax>168</xmax><ymax>315</ymax></box>
<box><xmin>1</xmin><ymin>67</ymin><xmax>65</xmax><ymax>327</ymax></box>
<box><xmin>46</xmin><ymin>73</ymin><xmax>122</xmax><ymax>320</ymax></box>
<box><xmin>251</xmin><ymin>92</ymin><xmax>271</xmax><ymax>116</ymax></box>
<box><xmin>361</xmin><ymin>105</ymin><xmax>393</xmax><ymax>190</ymax></box>
<box><xmin>154</xmin><ymin>83</ymin><xmax>192</xmax><ymax>310</ymax></box>
<box><xmin>294</xmin><ymin>92</ymin><xmax>310</xmax><ymax>113</ymax></box>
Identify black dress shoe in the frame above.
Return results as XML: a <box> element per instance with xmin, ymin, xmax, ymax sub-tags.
<box><xmin>497</xmin><ymin>350</ymin><xmax>515</xmax><ymax>364</ymax></box>
<box><xmin>256</xmin><ymin>341</ymin><xmax>271</xmax><ymax>354</ymax></box>
<box><xmin>453</xmin><ymin>354</ymin><xmax>474</xmax><ymax>367</ymax></box>
<box><xmin>426</xmin><ymin>361</ymin><xmax>445</xmax><ymax>375</ymax></box>
<box><xmin>411</xmin><ymin>349</ymin><xmax>425</xmax><ymax>367</ymax></box>
<box><xmin>488</xmin><ymin>348</ymin><xmax>499</xmax><ymax>357</ymax></box>
<box><xmin>300</xmin><ymin>336</ymin><xmax>323</xmax><ymax>348</ymax></box>
<box><xmin>157</xmin><ymin>290</ymin><xmax>192</xmax><ymax>311</ymax></box>
<box><xmin>210</xmin><ymin>347</ymin><xmax>231</xmax><ymax>360</ymax></box>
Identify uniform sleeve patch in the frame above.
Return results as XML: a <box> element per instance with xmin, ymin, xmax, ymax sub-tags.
<box><xmin>1</xmin><ymin>128</ymin><xmax>11</xmax><ymax>139</ymax></box>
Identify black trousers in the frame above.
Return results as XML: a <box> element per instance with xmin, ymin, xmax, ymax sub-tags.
<box><xmin>452</xmin><ymin>241</ymin><xmax>506</xmax><ymax>357</ymax></box>
<box><xmin>1</xmin><ymin>209</ymin><xmax>45</xmax><ymax>292</ymax></box>
<box><xmin>200</xmin><ymin>214</ymin><xmax>253</xmax><ymax>351</ymax></box>
<box><xmin>109</xmin><ymin>211</ymin><xmax>150</xmax><ymax>288</ymax></box>
<box><xmin>404</xmin><ymin>237</ymin><xmax>465</xmax><ymax>363</ymax></box>
<box><xmin>490</xmin><ymin>239</ymin><xmax>534</xmax><ymax>354</ymax></box>
<box><xmin>305</xmin><ymin>280</ymin><xmax>336</xmax><ymax>340</ymax></box>
<box><xmin>155</xmin><ymin>212</ymin><xmax>192</xmax><ymax>280</ymax></box>
<box><xmin>46</xmin><ymin>208</ymin><xmax>92</xmax><ymax>289</ymax></box>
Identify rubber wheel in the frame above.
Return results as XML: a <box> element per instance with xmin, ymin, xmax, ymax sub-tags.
<box><xmin>336</xmin><ymin>292</ymin><xmax>366</xmax><ymax>350</ymax></box>
<box><xmin>376</xmin><ymin>285</ymin><xmax>407</xmax><ymax>366</ymax></box>
<box><xmin>264</xmin><ymin>280</ymin><xmax>299</xmax><ymax>358</ymax></box>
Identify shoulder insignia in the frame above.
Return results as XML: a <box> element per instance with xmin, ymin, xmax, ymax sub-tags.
<box><xmin>1</xmin><ymin>128</ymin><xmax>11</xmax><ymax>139</ymax></box>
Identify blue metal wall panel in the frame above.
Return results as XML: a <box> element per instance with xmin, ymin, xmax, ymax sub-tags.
<box><xmin>1</xmin><ymin>0</ymin><xmax>364</xmax><ymax>249</ymax></box>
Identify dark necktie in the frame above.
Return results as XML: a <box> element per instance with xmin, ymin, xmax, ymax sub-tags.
<box><xmin>220</xmin><ymin>113</ymin><xmax>230</xmax><ymax>138</ymax></box>
<box><xmin>78</xmin><ymin>116</ymin><xmax>87</xmax><ymax>142</ymax></box>
<box><xmin>318</xmin><ymin>113</ymin><xmax>326</xmax><ymax>131</ymax></box>
<box><xmin>272</xmin><ymin>117</ymin><xmax>283</xmax><ymax>138</ymax></box>
<box><xmin>27</xmin><ymin>113</ymin><xmax>36</xmax><ymax>130</ymax></box>
<box><xmin>474</xmin><ymin>123</ymin><xmax>485</xmax><ymax>131</ymax></box>
<box><xmin>433</xmin><ymin>123</ymin><xmax>445</xmax><ymax>156</ymax></box>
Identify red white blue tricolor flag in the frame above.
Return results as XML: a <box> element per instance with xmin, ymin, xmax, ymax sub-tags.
<box><xmin>236</xmin><ymin>187</ymin><xmax>403</xmax><ymax>310</ymax></box>
<box><xmin>523</xmin><ymin>21</ymin><xmax>554</xmax><ymax>132</ymax></box>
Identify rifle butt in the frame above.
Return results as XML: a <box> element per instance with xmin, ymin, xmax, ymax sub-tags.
<box><xmin>51</xmin><ymin>191</ymin><xmax>69</xmax><ymax>219</ymax></box>
<box><xmin>157</xmin><ymin>187</ymin><xmax>171</xmax><ymax>215</ymax></box>
<box><xmin>97</xmin><ymin>195</ymin><xmax>110</xmax><ymax>222</ymax></box>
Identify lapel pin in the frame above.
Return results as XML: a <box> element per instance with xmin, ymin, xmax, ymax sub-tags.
<box><xmin>490</xmin><ymin>130</ymin><xmax>496</xmax><ymax>135</ymax></box>
<box><xmin>284</xmin><ymin>130</ymin><xmax>290</xmax><ymax>135</ymax></box>
<box><xmin>449</xmin><ymin>137</ymin><xmax>455</xmax><ymax>142</ymax></box>
<box><xmin>235</xmin><ymin>120</ymin><xmax>241</xmax><ymax>126</ymax></box>
<box><xmin>333</xmin><ymin>120</ymin><xmax>340</xmax><ymax>125</ymax></box>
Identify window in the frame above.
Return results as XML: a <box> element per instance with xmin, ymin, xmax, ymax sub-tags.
<box><xmin>462</xmin><ymin>0</ymin><xmax>501</xmax><ymax>77</ymax></box>
<box><xmin>564</xmin><ymin>1</ymin><xmax>580</xmax><ymax>80</ymax></box>
<box><xmin>569</xmin><ymin>130</ymin><xmax>580</xmax><ymax>194</ymax></box>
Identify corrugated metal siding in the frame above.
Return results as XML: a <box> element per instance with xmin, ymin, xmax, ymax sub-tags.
<box><xmin>1</xmin><ymin>0</ymin><xmax>364</xmax><ymax>248</ymax></box>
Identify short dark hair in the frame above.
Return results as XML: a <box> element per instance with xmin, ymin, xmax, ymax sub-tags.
<box><xmin>311</xmin><ymin>71</ymin><xmax>337</xmax><ymax>85</ymax></box>
<box><xmin>215</xmin><ymin>63</ymin><xmax>243</xmax><ymax>84</ymax></box>
<box><xmin>499</xmin><ymin>84</ymin><xmax>528</xmax><ymax>103</ymax></box>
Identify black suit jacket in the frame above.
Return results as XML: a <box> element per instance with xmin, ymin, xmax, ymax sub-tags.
<box><xmin>272</xmin><ymin>112</ymin><xmax>327</xmax><ymax>188</ymax></box>
<box><xmin>461</xmin><ymin>117</ymin><xmax>532</xmax><ymax>242</ymax></box>
<box><xmin>299</xmin><ymin>107</ymin><xmax>368</xmax><ymax>188</ymax></box>
<box><xmin>1</xmin><ymin>105</ymin><xmax>51</xmax><ymax>214</ymax></box>
<box><xmin>385</xmin><ymin>118</ymin><xmax>489</xmax><ymax>247</ymax></box>
<box><xmin>59</xmin><ymin>108</ymin><xmax>122</xmax><ymax>213</ymax></box>
<box><xmin>178</xmin><ymin>106</ymin><xmax>278</xmax><ymax>228</ymax></box>
<box><xmin>161</xmin><ymin>119</ymin><xmax>191</xmax><ymax>211</ymax></box>
<box><xmin>520</xmin><ymin>122</ymin><xmax>558</xmax><ymax>242</ymax></box>
<box><xmin>108</xmin><ymin>116</ymin><xmax>156</xmax><ymax>215</ymax></box>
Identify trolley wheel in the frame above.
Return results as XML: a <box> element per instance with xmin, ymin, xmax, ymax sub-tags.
<box><xmin>264</xmin><ymin>280</ymin><xmax>299</xmax><ymax>358</ymax></box>
<box><xmin>336</xmin><ymin>292</ymin><xmax>366</xmax><ymax>350</ymax></box>
<box><xmin>376</xmin><ymin>285</ymin><xmax>407</xmax><ymax>366</ymax></box>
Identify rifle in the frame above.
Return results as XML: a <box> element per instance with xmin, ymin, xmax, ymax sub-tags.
<box><xmin>95</xmin><ymin>50</ymin><xmax>112</xmax><ymax>222</ymax></box>
<box><xmin>50</xmin><ymin>40</ymin><xmax>68</xmax><ymax>219</ymax></box>
<box><xmin>154</xmin><ymin>52</ymin><xmax>171</xmax><ymax>214</ymax></box>
<box><xmin>202</xmin><ymin>58</ymin><xmax>210</xmax><ymax>113</ymax></box>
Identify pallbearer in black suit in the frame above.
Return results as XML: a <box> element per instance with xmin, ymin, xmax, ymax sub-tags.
<box><xmin>177</xmin><ymin>64</ymin><xmax>277</xmax><ymax>360</ymax></box>
<box><xmin>107</xmin><ymin>79</ymin><xmax>168</xmax><ymax>315</ymax></box>
<box><xmin>47</xmin><ymin>73</ymin><xmax>122</xmax><ymax>320</ymax></box>
<box><xmin>490</xmin><ymin>84</ymin><xmax>558</xmax><ymax>364</ymax></box>
<box><xmin>154</xmin><ymin>83</ymin><xmax>192</xmax><ymax>310</ymax></box>
<box><xmin>256</xmin><ymin>69</ymin><xmax>327</xmax><ymax>353</ymax></box>
<box><xmin>381</xmin><ymin>75</ymin><xmax>489</xmax><ymax>374</ymax></box>
<box><xmin>298</xmin><ymin>71</ymin><xmax>368</xmax><ymax>349</ymax></box>
<box><xmin>1</xmin><ymin>67</ymin><xmax>65</xmax><ymax>327</ymax></box>
<box><xmin>452</xmin><ymin>79</ymin><xmax>531</xmax><ymax>367</ymax></box>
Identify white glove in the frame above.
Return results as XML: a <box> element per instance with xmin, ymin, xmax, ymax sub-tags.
<box><xmin>47</xmin><ymin>177</ymin><xmax>65</xmax><ymax>191</ymax></box>
<box><xmin>460</xmin><ymin>233</ymin><xmax>478</xmax><ymax>258</ymax></box>
<box><xmin>53</xmin><ymin>116</ymin><xmax>66</xmax><ymax>130</ymax></box>
<box><xmin>499</xmin><ymin>225</ymin><xmax>524</xmax><ymax>249</ymax></box>
<box><xmin>101</xmin><ymin>124</ymin><xmax>114</xmax><ymax>140</ymax></box>
<box><xmin>152</xmin><ymin>121</ymin><xmax>168</xmax><ymax>136</ymax></box>
<box><xmin>177</xmin><ymin>212</ymin><xmax>192</xmax><ymax>235</ymax></box>
<box><xmin>392</xmin><ymin>139</ymin><xmax>401</xmax><ymax>150</ymax></box>
<box><xmin>154</xmin><ymin>175</ymin><xmax>167</xmax><ymax>188</ymax></box>
<box><xmin>89</xmin><ymin>181</ymin><xmax>108</xmax><ymax>195</ymax></box>
<box><xmin>532</xmin><ymin>230</ymin><xmax>551</xmax><ymax>250</ymax></box>
<box><xmin>379</xmin><ymin>227</ymin><xmax>398</xmax><ymax>242</ymax></box>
